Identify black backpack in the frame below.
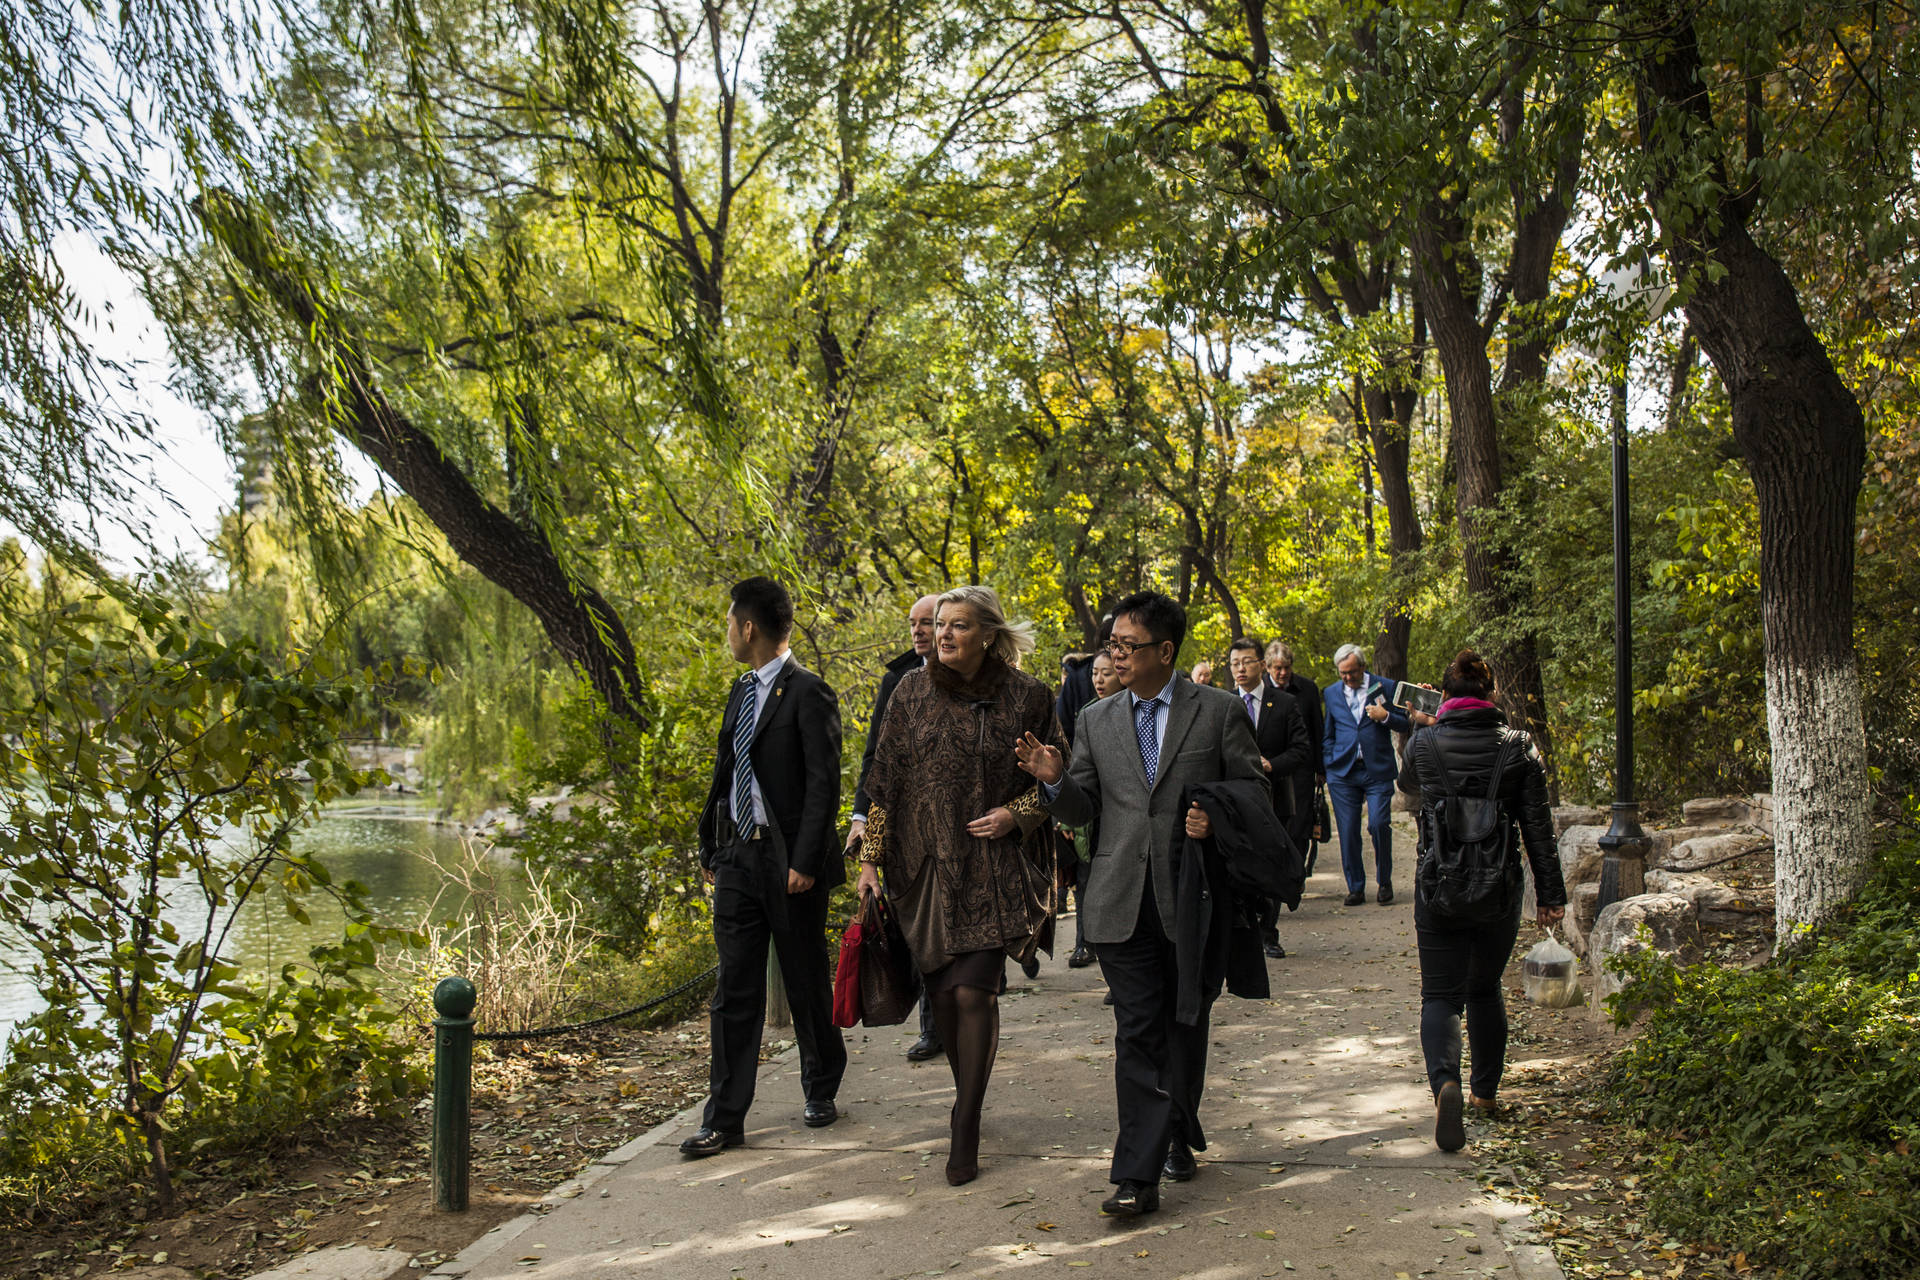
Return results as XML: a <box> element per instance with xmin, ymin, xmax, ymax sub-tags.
<box><xmin>1414</xmin><ymin>729</ymin><xmax>1523</xmax><ymax>925</ymax></box>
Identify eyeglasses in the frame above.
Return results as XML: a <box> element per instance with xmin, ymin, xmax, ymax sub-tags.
<box><xmin>1104</xmin><ymin>637</ymin><xmax>1161</xmax><ymax>657</ymax></box>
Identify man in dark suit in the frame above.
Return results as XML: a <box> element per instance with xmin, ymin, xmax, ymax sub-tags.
<box><xmin>1321</xmin><ymin>642</ymin><xmax>1410</xmax><ymax>907</ymax></box>
<box><xmin>684</xmin><ymin>577</ymin><xmax>846</xmax><ymax>1157</ymax></box>
<box><xmin>1225</xmin><ymin>638</ymin><xmax>1311</xmax><ymax>958</ymax></box>
<box><xmin>1265</xmin><ymin>640</ymin><xmax>1323</xmax><ymax>878</ymax></box>
<box><xmin>1017</xmin><ymin>592</ymin><xmax>1264</xmax><ymax>1219</ymax></box>
<box><xmin>846</xmin><ymin>592</ymin><xmax>941</xmax><ymax>1061</ymax></box>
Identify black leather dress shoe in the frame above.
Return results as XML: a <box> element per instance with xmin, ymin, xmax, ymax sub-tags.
<box><xmin>1163</xmin><ymin>1142</ymin><xmax>1196</xmax><ymax>1182</ymax></box>
<box><xmin>803</xmin><ymin>1100</ymin><xmax>838</xmax><ymax>1128</ymax></box>
<box><xmin>678</xmin><ymin>1127</ymin><xmax>743</xmax><ymax>1157</ymax></box>
<box><xmin>1020</xmin><ymin>953</ymin><xmax>1041</xmax><ymax>980</ymax></box>
<box><xmin>1343</xmin><ymin>890</ymin><xmax>1366</xmax><ymax>907</ymax></box>
<box><xmin>1377</xmin><ymin>884</ymin><xmax>1395</xmax><ymax>905</ymax></box>
<box><xmin>1068</xmin><ymin>943</ymin><xmax>1095</xmax><ymax>968</ymax></box>
<box><xmin>1263</xmin><ymin>941</ymin><xmax>1286</xmax><ymax>959</ymax></box>
<box><xmin>1100</xmin><ymin>1180</ymin><xmax>1160</xmax><ymax>1217</ymax></box>
<box><xmin>905</xmin><ymin>1034</ymin><xmax>944</xmax><ymax>1061</ymax></box>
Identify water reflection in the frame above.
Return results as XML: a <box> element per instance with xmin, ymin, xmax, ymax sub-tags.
<box><xmin>0</xmin><ymin>803</ymin><xmax>492</xmax><ymax>1051</ymax></box>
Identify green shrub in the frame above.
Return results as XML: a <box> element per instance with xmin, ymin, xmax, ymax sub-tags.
<box><xmin>0</xmin><ymin>597</ymin><xmax>423</xmax><ymax>1216</ymax></box>
<box><xmin>1604</xmin><ymin>839</ymin><xmax>1920</xmax><ymax>1278</ymax></box>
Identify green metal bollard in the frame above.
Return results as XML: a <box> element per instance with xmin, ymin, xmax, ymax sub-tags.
<box><xmin>432</xmin><ymin>976</ymin><xmax>476</xmax><ymax>1212</ymax></box>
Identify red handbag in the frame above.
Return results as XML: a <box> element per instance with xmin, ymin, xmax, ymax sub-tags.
<box><xmin>831</xmin><ymin>906</ymin><xmax>867</xmax><ymax>1029</ymax></box>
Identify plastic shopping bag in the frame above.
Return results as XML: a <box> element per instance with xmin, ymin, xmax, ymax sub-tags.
<box><xmin>1522</xmin><ymin>928</ymin><xmax>1583</xmax><ymax>1008</ymax></box>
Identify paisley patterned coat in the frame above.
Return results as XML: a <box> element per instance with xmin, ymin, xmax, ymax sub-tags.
<box><xmin>864</xmin><ymin>657</ymin><xmax>1064</xmax><ymax>972</ymax></box>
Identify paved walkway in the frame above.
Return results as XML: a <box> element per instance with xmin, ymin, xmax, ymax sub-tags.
<box><xmin>434</xmin><ymin>829</ymin><xmax>1562</xmax><ymax>1280</ymax></box>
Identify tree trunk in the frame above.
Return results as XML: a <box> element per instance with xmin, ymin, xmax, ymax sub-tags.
<box><xmin>139</xmin><ymin>1102</ymin><xmax>174</xmax><ymax>1212</ymax></box>
<box><xmin>1630</xmin><ymin>6</ymin><xmax>1872</xmax><ymax>932</ymax></box>
<box><xmin>1360</xmin><ymin>375</ymin><xmax>1424</xmax><ymax>683</ymax></box>
<box><xmin>1410</xmin><ymin>205</ymin><xmax>1555</xmax><ymax>775</ymax></box>
<box><xmin>200</xmin><ymin>192</ymin><xmax>648</xmax><ymax>727</ymax></box>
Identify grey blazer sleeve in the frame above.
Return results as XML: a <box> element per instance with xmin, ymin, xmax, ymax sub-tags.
<box><xmin>1044</xmin><ymin>725</ymin><xmax>1102</xmax><ymax>830</ymax></box>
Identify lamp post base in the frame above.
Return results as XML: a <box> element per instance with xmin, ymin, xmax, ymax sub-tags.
<box><xmin>1595</xmin><ymin>802</ymin><xmax>1651</xmax><ymax>915</ymax></box>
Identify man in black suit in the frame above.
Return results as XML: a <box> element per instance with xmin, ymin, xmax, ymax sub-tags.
<box><xmin>846</xmin><ymin>592</ymin><xmax>942</xmax><ymax>1061</ymax></box>
<box><xmin>683</xmin><ymin>577</ymin><xmax>847</xmax><ymax>1157</ymax></box>
<box><xmin>1226</xmin><ymin>638</ymin><xmax>1312</xmax><ymax>958</ymax></box>
<box><xmin>1266</xmin><ymin>640</ymin><xmax>1323</xmax><ymax>880</ymax></box>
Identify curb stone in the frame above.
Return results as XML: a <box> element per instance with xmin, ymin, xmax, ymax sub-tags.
<box><xmin>1488</xmin><ymin>1164</ymin><xmax>1572</xmax><ymax>1280</ymax></box>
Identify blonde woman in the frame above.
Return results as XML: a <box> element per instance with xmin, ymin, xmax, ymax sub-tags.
<box><xmin>858</xmin><ymin>586</ymin><xmax>1064</xmax><ymax>1185</ymax></box>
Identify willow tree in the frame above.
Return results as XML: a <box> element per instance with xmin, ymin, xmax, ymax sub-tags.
<box><xmin>162</xmin><ymin>0</ymin><xmax>1071</xmax><ymax>727</ymax></box>
<box><xmin>1</xmin><ymin>0</ymin><xmax>261</xmax><ymax>563</ymax></box>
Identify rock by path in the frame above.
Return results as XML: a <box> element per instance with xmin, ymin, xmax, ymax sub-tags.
<box><xmin>431</xmin><ymin>822</ymin><xmax>1563</xmax><ymax>1280</ymax></box>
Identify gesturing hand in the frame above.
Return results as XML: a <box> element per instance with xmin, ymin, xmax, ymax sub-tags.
<box><xmin>967</xmin><ymin>807</ymin><xmax>1016</xmax><ymax>839</ymax></box>
<box><xmin>1014</xmin><ymin>731</ymin><xmax>1064</xmax><ymax>785</ymax></box>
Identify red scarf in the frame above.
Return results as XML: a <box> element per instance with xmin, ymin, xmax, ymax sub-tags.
<box><xmin>1436</xmin><ymin>696</ymin><xmax>1496</xmax><ymax>718</ymax></box>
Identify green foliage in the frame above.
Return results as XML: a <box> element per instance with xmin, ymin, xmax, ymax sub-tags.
<box><xmin>0</xmin><ymin>595</ymin><xmax>422</xmax><ymax>1212</ymax></box>
<box><xmin>1603</xmin><ymin>836</ymin><xmax>1920</xmax><ymax>1277</ymax></box>
<box><xmin>508</xmin><ymin>684</ymin><xmax>720</xmax><ymax>957</ymax></box>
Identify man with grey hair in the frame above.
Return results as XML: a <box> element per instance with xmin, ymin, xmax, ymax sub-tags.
<box><xmin>1320</xmin><ymin>643</ymin><xmax>1410</xmax><ymax>907</ymax></box>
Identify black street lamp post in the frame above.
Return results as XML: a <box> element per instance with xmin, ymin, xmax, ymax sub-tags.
<box><xmin>1593</xmin><ymin>265</ymin><xmax>1665</xmax><ymax>915</ymax></box>
<box><xmin>1596</xmin><ymin>358</ymin><xmax>1650</xmax><ymax>911</ymax></box>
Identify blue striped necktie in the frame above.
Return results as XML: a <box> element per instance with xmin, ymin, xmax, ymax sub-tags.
<box><xmin>1136</xmin><ymin>697</ymin><xmax>1159</xmax><ymax>788</ymax></box>
<box><xmin>732</xmin><ymin>673</ymin><xmax>759</xmax><ymax>829</ymax></box>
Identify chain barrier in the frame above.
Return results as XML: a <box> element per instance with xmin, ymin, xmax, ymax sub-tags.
<box><xmin>465</xmin><ymin>964</ymin><xmax>720</xmax><ymax>1042</ymax></box>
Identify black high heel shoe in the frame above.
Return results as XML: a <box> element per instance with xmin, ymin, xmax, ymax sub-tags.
<box><xmin>946</xmin><ymin>1105</ymin><xmax>980</xmax><ymax>1185</ymax></box>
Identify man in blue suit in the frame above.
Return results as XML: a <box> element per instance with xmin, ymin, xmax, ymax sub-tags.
<box><xmin>1321</xmin><ymin>643</ymin><xmax>1410</xmax><ymax>906</ymax></box>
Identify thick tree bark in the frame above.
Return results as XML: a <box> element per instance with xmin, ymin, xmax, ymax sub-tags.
<box><xmin>1410</xmin><ymin>203</ymin><xmax>1554</xmax><ymax>778</ymax></box>
<box><xmin>201</xmin><ymin>193</ymin><xmax>648</xmax><ymax>727</ymax></box>
<box><xmin>1360</xmin><ymin>357</ymin><xmax>1425</xmax><ymax>683</ymax></box>
<box><xmin>1629</xmin><ymin>5</ymin><xmax>1871</xmax><ymax>932</ymax></box>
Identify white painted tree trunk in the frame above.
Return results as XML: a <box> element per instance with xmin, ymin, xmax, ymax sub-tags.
<box><xmin>1765</xmin><ymin>655</ymin><xmax>1872</xmax><ymax>946</ymax></box>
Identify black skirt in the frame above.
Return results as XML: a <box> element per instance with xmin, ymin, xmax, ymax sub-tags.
<box><xmin>927</xmin><ymin>947</ymin><xmax>1006</xmax><ymax>995</ymax></box>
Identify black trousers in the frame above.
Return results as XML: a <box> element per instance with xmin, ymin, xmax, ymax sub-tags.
<box><xmin>703</xmin><ymin>865</ymin><xmax>846</xmax><ymax>1133</ymax></box>
<box><xmin>1097</xmin><ymin>877</ymin><xmax>1214</xmax><ymax>1185</ymax></box>
<box><xmin>1415</xmin><ymin>903</ymin><xmax>1522</xmax><ymax>1101</ymax></box>
<box><xmin>1259</xmin><ymin>785</ymin><xmax>1313</xmax><ymax>944</ymax></box>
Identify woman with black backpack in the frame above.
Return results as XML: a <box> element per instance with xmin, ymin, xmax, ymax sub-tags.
<box><xmin>1406</xmin><ymin>650</ymin><xmax>1568</xmax><ymax>1153</ymax></box>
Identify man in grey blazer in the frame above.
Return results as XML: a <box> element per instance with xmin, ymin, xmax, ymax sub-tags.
<box><xmin>1016</xmin><ymin>591</ymin><xmax>1264</xmax><ymax>1218</ymax></box>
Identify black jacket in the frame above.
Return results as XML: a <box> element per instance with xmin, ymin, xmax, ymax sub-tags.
<box><xmin>1404</xmin><ymin>707</ymin><xmax>1565</xmax><ymax>910</ymax></box>
<box><xmin>1238</xmin><ymin>680</ymin><xmax>1311</xmax><ymax>817</ymax></box>
<box><xmin>1168</xmin><ymin>779</ymin><xmax>1297</xmax><ymax>1025</ymax></box>
<box><xmin>1054</xmin><ymin>651</ymin><xmax>1099</xmax><ymax>748</ymax></box>
<box><xmin>1278</xmin><ymin>672</ymin><xmax>1323</xmax><ymax>774</ymax></box>
<box><xmin>699</xmin><ymin>656</ymin><xmax>844</xmax><ymax>890</ymax></box>
<box><xmin>853</xmin><ymin>648</ymin><xmax>922</xmax><ymax>817</ymax></box>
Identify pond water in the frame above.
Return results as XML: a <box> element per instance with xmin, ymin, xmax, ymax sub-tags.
<box><xmin>0</xmin><ymin>802</ymin><xmax>494</xmax><ymax>1053</ymax></box>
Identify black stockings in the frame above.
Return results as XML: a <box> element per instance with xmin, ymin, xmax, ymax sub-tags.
<box><xmin>930</xmin><ymin>983</ymin><xmax>999</xmax><ymax>1184</ymax></box>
